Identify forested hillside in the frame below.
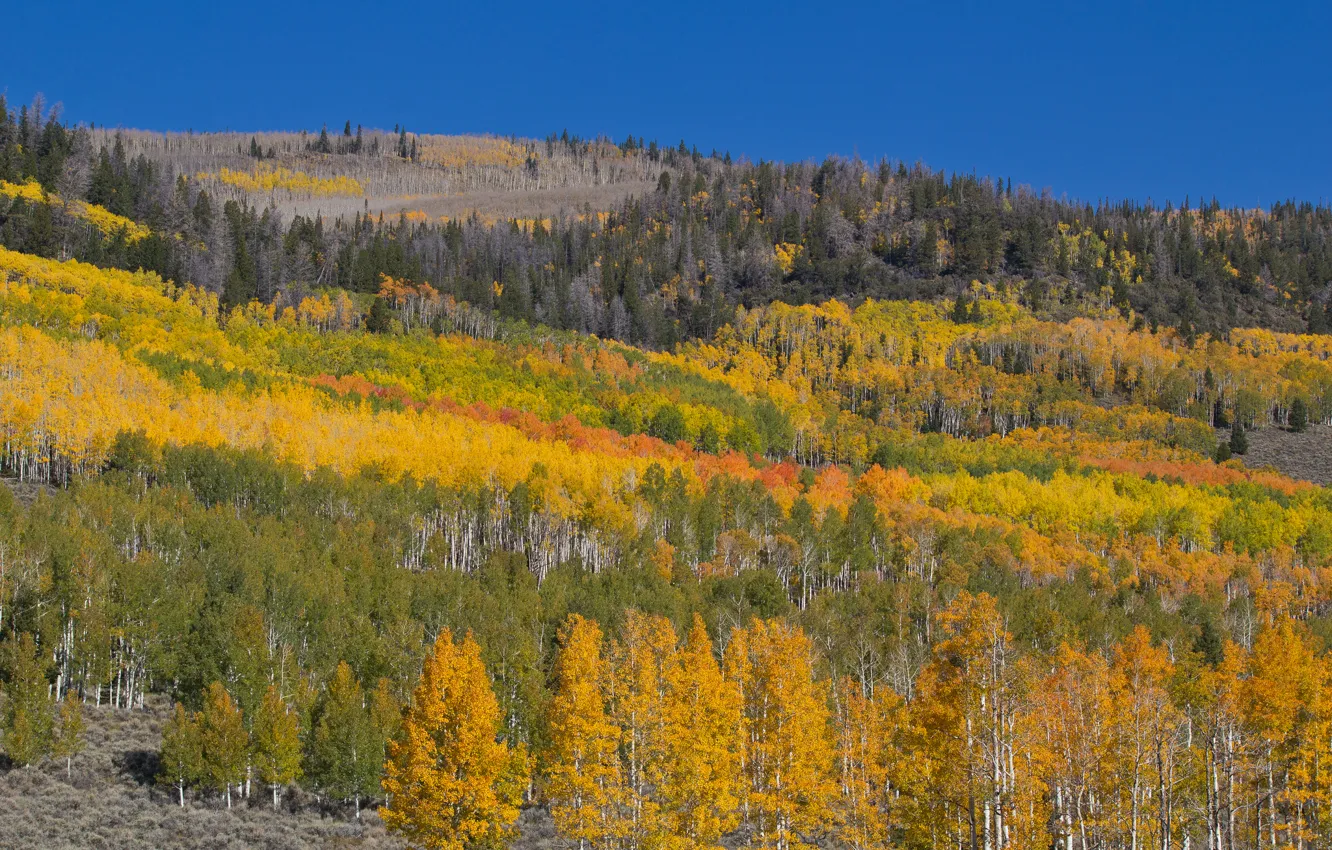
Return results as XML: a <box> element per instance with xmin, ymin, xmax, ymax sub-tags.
<box><xmin>2</xmin><ymin>96</ymin><xmax>1332</xmax><ymax>850</ymax></box>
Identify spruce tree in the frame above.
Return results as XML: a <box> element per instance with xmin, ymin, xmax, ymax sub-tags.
<box><xmin>1229</xmin><ymin>421</ymin><xmax>1248</xmax><ymax>455</ymax></box>
<box><xmin>1290</xmin><ymin>397</ymin><xmax>1309</xmax><ymax>433</ymax></box>
<box><xmin>1310</xmin><ymin>303</ymin><xmax>1329</xmax><ymax>334</ymax></box>
<box><xmin>951</xmin><ymin>293</ymin><xmax>972</xmax><ymax>324</ymax></box>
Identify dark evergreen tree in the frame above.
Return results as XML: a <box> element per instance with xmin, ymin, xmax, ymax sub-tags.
<box><xmin>1289</xmin><ymin>398</ymin><xmax>1309</xmax><ymax>433</ymax></box>
<box><xmin>1229</xmin><ymin>421</ymin><xmax>1248</xmax><ymax>455</ymax></box>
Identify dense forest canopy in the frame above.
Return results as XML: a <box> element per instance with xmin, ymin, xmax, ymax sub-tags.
<box><xmin>1</xmin><ymin>96</ymin><xmax>1332</xmax><ymax>850</ymax></box>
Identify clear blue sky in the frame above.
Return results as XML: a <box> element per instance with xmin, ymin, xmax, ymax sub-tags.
<box><xmin>6</xmin><ymin>0</ymin><xmax>1329</xmax><ymax>208</ymax></box>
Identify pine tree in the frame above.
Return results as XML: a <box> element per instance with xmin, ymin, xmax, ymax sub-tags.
<box><xmin>199</xmin><ymin>682</ymin><xmax>248</xmax><ymax>808</ymax></box>
<box><xmin>159</xmin><ymin>702</ymin><xmax>204</xmax><ymax>807</ymax></box>
<box><xmin>311</xmin><ymin>661</ymin><xmax>379</xmax><ymax>819</ymax></box>
<box><xmin>381</xmin><ymin>629</ymin><xmax>524</xmax><ymax>850</ymax></box>
<box><xmin>251</xmin><ymin>684</ymin><xmax>302</xmax><ymax>809</ymax></box>
<box><xmin>52</xmin><ymin>689</ymin><xmax>85</xmax><ymax>780</ymax></box>
<box><xmin>3</xmin><ymin>632</ymin><xmax>53</xmax><ymax>767</ymax></box>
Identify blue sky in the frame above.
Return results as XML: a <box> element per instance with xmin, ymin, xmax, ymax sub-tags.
<box><xmin>6</xmin><ymin>0</ymin><xmax>1328</xmax><ymax>208</ymax></box>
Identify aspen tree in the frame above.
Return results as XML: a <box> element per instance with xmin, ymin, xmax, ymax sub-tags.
<box><xmin>608</xmin><ymin>611</ymin><xmax>678</xmax><ymax>849</ymax></box>
<box><xmin>726</xmin><ymin>619</ymin><xmax>835</xmax><ymax>850</ymax></box>
<box><xmin>381</xmin><ymin>629</ymin><xmax>523</xmax><ymax>850</ymax></box>
<box><xmin>546</xmin><ymin>614</ymin><xmax>626</xmax><ymax>850</ymax></box>
<box><xmin>311</xmin><ymin>661</ymin><xmax>379</xmax><ymax>819</ymax></box>
<box><xmin>2</xmin><ymin>632</ymin><xmax>53</xmax><ymax>767</ymax></box>
<box><xmin>199</xmin><ymin>682</ymin><xmax>248</xmax><ymax>809</ymax></box>
<box><xmin>659</xmin><ymin>614</ymin><xmax>744</xmax><ymax>850</ymax></box>
<box><xmin>52</xmin><ymin>689</ymin><xmax>85</xmax><ymax>780</ymax></box>
<box><xmin>833</xmin><ymin>677</ymin><xmax>896</xmax><ymax>850</ymax></box>
<box><xmin>251</xmin><ymin>684</ymin><xmax>302</xmax><ymax>809</ymax></box>
<box><xmin>1108</xmin><ymin>627</ymin><xmax>1182</xmax><ymax>850</ymax></box>
<box><xmin>159</xmin><ymin>702</ymin><xmax>204</xmax><ymax>807</ymax></box>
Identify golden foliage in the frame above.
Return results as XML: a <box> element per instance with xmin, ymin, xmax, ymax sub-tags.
<box><xmin>381</xmin><ymin>629</ymin><xmax>523</xmax><ymax>850</ymax></box>
<box><xmin>197</xmin><ymin>164</ymin><xmax>364</xmax><ymax>197</ymax></box>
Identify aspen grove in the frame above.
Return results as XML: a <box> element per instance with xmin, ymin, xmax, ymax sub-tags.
<box><xmin>1</xmin><ymin>99</ymin><xmax>1332</xmax><ymax>850</ymax></box>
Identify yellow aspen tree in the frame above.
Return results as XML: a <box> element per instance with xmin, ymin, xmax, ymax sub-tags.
<box><xmin>658</xmin><ymin>614</ymin><xmax>744</xmax><ymax>850</ymax></box>
<box><xmin>52</xmin><ymin>689</ymin><xmax>86</xmax><ymax>780</ymax></box>
<box><xmin>833</xmin><ymin>677</ymin><xmax>896</xmax><ymax>850</ymax></box>
<box><xmin>1183</xmin><ymin>641</ymin><xmax>1255</xmax><ymax>850</ymax></box>
<box><xmin>251</xmin><ymin>684</ymin><xmax>302</xmax><ymax>810</ymax></box>
<box><xmin>545</xmin><ymin>614</ymin><xmax>626</xmax><ymax>850</ymax></box>
<box><xmin>199</xmin><ymin>682</ymin><xmax>248</xmax><ymax>809</ymax></box>
<box><xmin>1242</xmin><ymin>619</ymin><xmax>1325</xmax><ymax>848</ymax></box>
<box><xmin>1109</xmin><ymin>627</ymin><xmax>1182</xmax><ymax>850</ymax></box>
<box><xmin>381</xmin><ymin>629</ymin><xmax>523</xmax><ymax>850</ymax></box>
<box><xmin>918</xmin><ymin>592</ymin><xmax>1028</xmax><ymax>850</ymax></box>
<box><xmin>607</xmin><ymin>610</ymin><xmax>678</xmax><ymax>849</ymax></box>
<box><xmin>726</xmin><ymin>618</ymin><xmax>835</xmax><ymax>850</ymax></box>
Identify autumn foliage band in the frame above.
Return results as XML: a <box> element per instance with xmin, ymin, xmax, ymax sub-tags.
<box><xmin>110</xmin><ymin>602</ymin><xmax>1332</xmax><ymax>850</ymax></box>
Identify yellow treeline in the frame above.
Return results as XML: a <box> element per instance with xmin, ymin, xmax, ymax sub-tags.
<box><xmin>415</xmin><ymin>135</ymin><xmax>532</xmax><ymax>170</ymax></box>
<box><xmin>197</xmin><ymin>164</ymin><xmax>364</xmax><ymax>198</ymax></box>
<box><xmin>3</xmin><ymin>248</ymin><xmax>1330</xmax><ymax>604</ymax></box>
<box><xmin>0</xmin><ymin>325</ymin><xmax>684</xmax><ymax>524</ymax></box>
<box><xmin>503</xmin><ymin>600</ymin><xmax>1332</xmax><ymax>850</ymax></box>
<box><xmin>0</xmin><ymin>179</ymin><xmax>151</xmax><ymax>242</ymax></box>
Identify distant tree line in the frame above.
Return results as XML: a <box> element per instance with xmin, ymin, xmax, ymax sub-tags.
<box><xmin>3</xmin><ymin>96</ymin><xmax>1331</xmax><ymax>348</ymax></box>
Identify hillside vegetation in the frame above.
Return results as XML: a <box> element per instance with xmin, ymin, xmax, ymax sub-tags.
<box><xmin>1</xmin><ymin>96</ymin><xmax>1331</xmax><ymax>850</ymax></box>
